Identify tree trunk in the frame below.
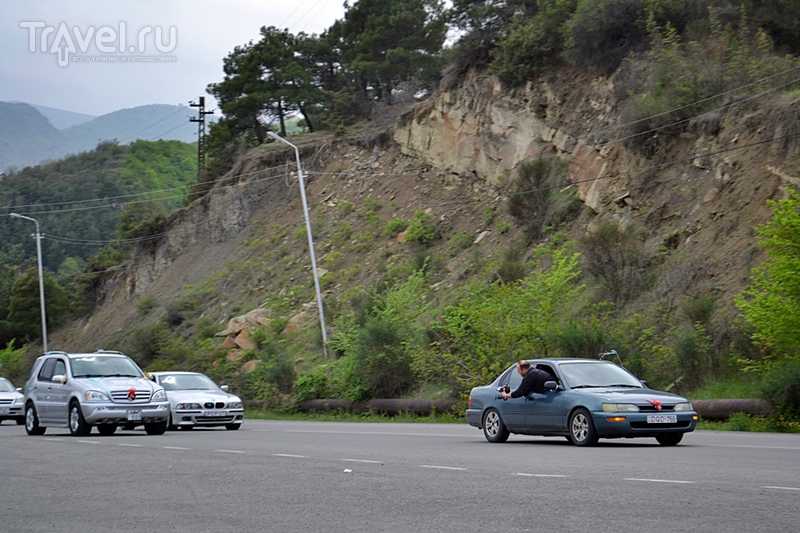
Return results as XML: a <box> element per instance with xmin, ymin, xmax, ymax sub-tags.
<box><xmin>299</xmin><ymin>106</ymin><xmax>315</xmax><ymax>132</ymax></box>
<box><xmin>278</xmin><ymin>100</ymin><xmax>287</xmax><ymax>137</ymax></box>
<box><xmin>253</xmin><ymin>114</ymin><xmax>265</xmax><ymax>145</ymax></box>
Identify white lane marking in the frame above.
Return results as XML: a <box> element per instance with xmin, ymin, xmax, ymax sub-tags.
<box><xmin>419</xmin><ymin>465</ymin><xmax>467</xmax><ymax>471</ymax></box>
<box><xmin>709</xmin><ymin>444</ymin><xmax>800</xmax><ymax>451</ymax></box>
<box><xmin>79</xmin><ymin>440</ymin><xmax>100</xmax><ymax>444</ymax></box>
<box><xmin>215</xmin><ymin>449</ymin><xmax>246</xmax><ymax>454</ymax></box>
<box><xmin>764</xmin><ymin>486</ymin><xmax>800</xmax><ymax>492</ymax></box>
<box><xmin>515</xmin><ymin>473</ymin><xmax>567</xmax><ymax>478</ymax></box>
<box><xmin>341</xmin><ymin>459</ymin><xmax>382</xmax><ymax>464</ymax></box>
<box><xmin>163</xmin><ymin>446</ymin><xmax>191</xmax><ymax>450</ymax></box>
<box><xmin>273</xmin><ymin>453</ymin><xmax>307</xmax><ymax>458</ymax></box>
<box><xmin>625</xmin><ymin>478</ymin><xmax>695</xmax><ymax>484</ymax></box>
<box><xmin>117</xmin><ymin>443</ymin><xmax>143</xmax><ymax>447</ymax></box>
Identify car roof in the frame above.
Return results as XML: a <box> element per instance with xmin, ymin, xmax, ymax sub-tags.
<box><xmin>149</xmin><ymin>371</ymin><xmax>203</xmax><ymax>376</ymax></box>
<box><xmin>37</xmin><ymin>350</ymin><xmax>130</xmax><ymax>359</ymax></box>
<box><xmin>525</xmin><ymin>358</ymin><xmax>611</xmax><ymax>363</ymax></box>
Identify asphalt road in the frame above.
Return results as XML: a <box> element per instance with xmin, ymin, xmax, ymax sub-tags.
<box><xmin>1</xmin><ymin>420</ymin><xmax>798</xmax><ymax>533</ymax></box>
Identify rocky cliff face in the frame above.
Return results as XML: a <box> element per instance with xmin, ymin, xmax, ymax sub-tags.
<box><xmin>61</xmin><ymin>67</ymin><xmax>800</xmax><ymax>352</ymax></box>
<box><xmin>395</xmin><ymin>67</ymin><xmax>800</xmax><ymax>305</ymax></box>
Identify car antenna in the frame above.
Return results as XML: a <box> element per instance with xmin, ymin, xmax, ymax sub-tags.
<box><xmin>599</xmin><ymin>349</ymin><xmax>625</xmax><ymax>368</ymax></box>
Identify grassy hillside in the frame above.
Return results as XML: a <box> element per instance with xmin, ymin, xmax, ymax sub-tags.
<box><xmin>0</xmin><ymin>139</ymin><xmax>196</xmax><ymax>348</ymax></box>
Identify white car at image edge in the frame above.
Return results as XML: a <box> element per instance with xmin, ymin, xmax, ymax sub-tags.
<box><xmin>0</xmin><ymin>377</ymin><xmax>25</xmax><ymax>425</ymax></box>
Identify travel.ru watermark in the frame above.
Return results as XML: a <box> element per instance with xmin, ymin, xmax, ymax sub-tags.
<box><xmin>20</xmin><ymin>21</ymin><xmax>177</xmax><ymax>67</ymax></box>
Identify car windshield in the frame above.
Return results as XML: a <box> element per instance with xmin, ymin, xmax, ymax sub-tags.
<box><xmin>559</xmin><ymin>361</ymin><xmax>643</xmax><ymax>389</ymax></box>
<box><xmin>159</xmin><ymin>374</ymin><xmax>219</xmax><ymax>391</ymax></box>
<box><xmin>0</xmin><ymin>378</ymin><xmax>14</xmax><ymax>392</ymax></box>
<box><xmin>71</xmin><ymin>356</ymin><xmax>143</xmax><ymax>378</ymax></box>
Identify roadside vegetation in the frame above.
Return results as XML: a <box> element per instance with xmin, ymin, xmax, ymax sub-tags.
<box><xmin>2</xmin><ymin>1</ymin><xmax>800</xmax><ymax>433</ymax></box>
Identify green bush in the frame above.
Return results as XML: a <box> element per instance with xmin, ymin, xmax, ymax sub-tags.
<box><xmin>759</xmin><ymin>359</ymin><xmax>800</xmax><ymax>421</ymax></box>
<box><xmin>405</xmin><ymin>211</ymin><xmax>436</xmax><ymax>243</ymax></box>
<box><xmin>383</xmin><ymin>217</ymin><xmax>408</xmax><ymax>237</ymax></box>
<box><xmin>448</xmin><ymin>231</ymin><xmax>473</xmax><ymax>256</ymax></box>
<box><xmin>293</xmin><ymin>365</ymin><xmax>331</xmax><ymax>401</ymax></box>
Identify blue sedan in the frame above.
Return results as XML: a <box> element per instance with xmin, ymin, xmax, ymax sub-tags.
<box><xmin>466</xmin><ymin>358</ymin><xmax>698</xmax><ymax>446</ymax></box>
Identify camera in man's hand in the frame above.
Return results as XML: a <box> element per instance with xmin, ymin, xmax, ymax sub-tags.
<box><xmin>497</xmin><ymin>385</ymin><xmax>510</xmax><ymax>394</ymax></box>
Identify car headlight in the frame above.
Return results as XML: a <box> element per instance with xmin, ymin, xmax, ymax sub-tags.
<box><xmin>602</xmin><ymin>403</ymin><xmax>639</xmax><ymax>412</ymax></box>
<box><xmin>177</xmin><ymin>402</ymin><xmax>202</xmax><ymax>410</ymax></box>
<box><xmin>84</xmin><ymin>390</ymin><xmax>110</xmax><ymax>402</ymax></box>
<box><xmin>151</xmin><ymin>389</ymin><xmax>167</xmax><ymax>401</ymax></box>
<box><xmin>673</xmin><ymin>402</ymin><xmax>693</xmax><ymax>411</ymax></box>
<box><xmin>227</xmin><ymin>401</ymin><xmax>243</xmax><ymax>409</ymax></box>
<box><xmin>13</xmin><ymin>396</ymin><xmax>24</xmax><ymax>404</ymax></box>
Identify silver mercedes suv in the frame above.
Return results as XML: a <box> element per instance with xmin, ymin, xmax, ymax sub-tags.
<box><xmin>23</xmin><ymin>350</ymin><xmax>170</xmax><ymax>436</ymax></box>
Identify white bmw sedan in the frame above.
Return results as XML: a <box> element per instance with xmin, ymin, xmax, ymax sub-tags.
<box><xmin>149</xmin><ymin>371</ymin><xmax>244</xmax><ymax>431</ymax></box>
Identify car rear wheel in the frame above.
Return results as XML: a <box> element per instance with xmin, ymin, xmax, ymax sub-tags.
<box><xmin>225</xmin><ymin>423</ymin><xmax>241</xmax><ymax>431</ymax></box>
<box><xmin>144</xmin><ymin>420</ymin><xmax>168</xmax><ymax>435</ymax></box>
<box><xmin>69</xmin><ymin>401</ymin><xmax>92</xmax><ymax>436</ymax></box>
<box><xmin>482</xmin><ymin>409</ymin><xmax>509</xmax><ymax>443</ymax></box>
<box><xmin>97</xmin><ymin>425</ymin><xmax>117</xmax><ymax>436</ymax></box>
<box><xmin>655</xmin><ymin>433</ymin><xmax>683</xmax><ymax>446</ymax></box>
<box><xmin>569</xmin><ymin>408</ymin><xmax>598</xmax><ymax>446</ymax></box>
<box><xmin>25</xmin><ymin>404</ymin><xmax>46</xmax><ymax>435</ymax></box>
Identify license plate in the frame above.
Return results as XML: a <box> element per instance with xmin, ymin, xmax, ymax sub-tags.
<box><xmin>203</xmin><ymin>410</ymin><xmax>225</xmax><ymax>417</ymax></box>
<box><xmin>126</xmin><ymin>409</ymin><xmax>142</xmax><ymax>421</ymax></box>
<box><xmin>647</xmin><ymin>414</ymin><xmax>677</xmax><ymax>424</ymax></box>
<box><xmin>0</xmin><ymin>407</ymin><xmax>8</xmax><ymax>415</ymax></box>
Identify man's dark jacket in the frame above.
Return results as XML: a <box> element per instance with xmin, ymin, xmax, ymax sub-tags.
<box><xmin>510</xmin><ymin>368</ymin><xmax>555</xmax><ymax>398</ymax></box>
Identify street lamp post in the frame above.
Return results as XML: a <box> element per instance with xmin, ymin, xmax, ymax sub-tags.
<box><xmin>9</xmin><ymin>213</ymin><xmax>48</xmax><ymax>353</ymax></box>
<box><xmin>267</xmin><ymin>132</ymin><xmax>328</xmax><ymax>357</ymax></box>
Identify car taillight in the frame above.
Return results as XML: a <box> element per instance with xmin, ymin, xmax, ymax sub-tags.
<box><xmin>468</xmin><ymin>396</ymin><xmax>472</xmax><ymax>407</ymax></box>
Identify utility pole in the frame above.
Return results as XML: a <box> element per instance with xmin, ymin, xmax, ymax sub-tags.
<box><xmin>9</xmin><ymin>213</ymin><xmax>48</xmax><ymax>353</ymax></box>
<box><xmin>190</xmin><ymin>96</ymin><xmax>214</xmax><ymax>180</ymax></box>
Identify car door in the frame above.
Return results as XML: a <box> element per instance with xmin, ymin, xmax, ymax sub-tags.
<box><xmin>33</xmin><ymin>358</ymin><xmax>56</xmax><ymax>422</ymax></box>
<box><xmin>48</xmin><ymin>358</ymin><xmax>69</xmax><ymax>424</ymax></box>
<box><xmin>519</xmin><ymin>364</ymin><xmax>565</xmax><ymax>432</ymax></box>
<box><xmin>521</xmin><ymin>390</ymin><xmax>564</xmax><ymax>432</ymax></box>
<box><xmin>496</xmin><ymin>368</ymin><xmax>527</xmax><ymax>432</ymax></box>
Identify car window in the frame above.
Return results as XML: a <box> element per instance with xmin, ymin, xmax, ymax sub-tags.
<box><xmin>0</xmin><ymin>378</ymin><xmax>14</xmax><ymax>392</ymax></box>
<box><xmin>53</xmin><ymin>359</ymin><xmax>66</xmax><ymax>378</ymax></box>
<box><xmin>38</xmin><ymin>358</ymin><xmax>56</xmax><ymax>381</ymax></box>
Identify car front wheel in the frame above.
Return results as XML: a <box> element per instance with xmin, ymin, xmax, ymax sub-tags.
<box><xmin>482</xmin><ymin>409</ymin><xmax>510</xmax><ymax>443</ymax></box>
<box><xmin>25</xmin><ymin>404</ymin><xmax>46</xmax><ymax>435</ymax></box>
<box><xmin>656</xmin><ymin>433</ymin><xmax>683</xmax><ymax>446</ymax></box>
<box><xmin>69</xmin><ymin>402</ymin><xmax>92</xmax><ymax>436</ymax></box>
<box><xmin>569</xmin><ymin>408</ymin><xmax>598</xmax><ymax>446</ymax></box>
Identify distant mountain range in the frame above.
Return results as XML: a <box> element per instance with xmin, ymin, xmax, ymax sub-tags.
<box><xmin>0</xmin><ymin>101</ymin><xmax>207</xmax><ymax>171</ymax></box>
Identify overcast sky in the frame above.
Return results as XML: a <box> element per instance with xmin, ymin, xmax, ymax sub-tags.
<box><xmin>0</xmin><ymin>0</ymin><xmax>347</xmax><ymax>117</ymax></box>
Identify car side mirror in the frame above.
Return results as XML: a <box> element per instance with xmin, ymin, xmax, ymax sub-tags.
<box><xmin>15</xmin><ymin>387</ymin><xmax>23</xmax><ymax>393</ymax></box>
<box><xmin>544</xmin><ymin>380</ymin><xmax>558</xmax><ymax>390</ymax></box>
<box><xmin>52</xmin><ymin>374</ymin><xmax>67</xmax><ymax>384</ymax></box>
<box><xmin>221</xmin><ymin>385</ymin><xmax>229</xmax><ymax>392</ymax></box>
